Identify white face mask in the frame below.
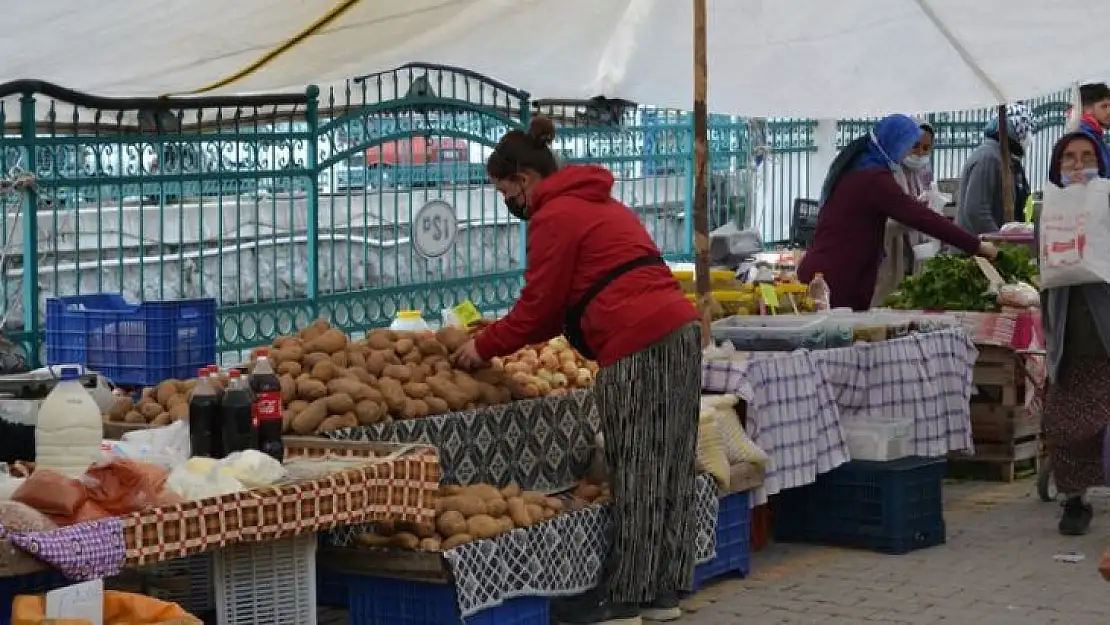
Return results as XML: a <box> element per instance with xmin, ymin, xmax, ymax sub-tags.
<box><xmin>902</xmin><ymin>154</ymin><xmax>929</xmax><ymax>171</ymax></box>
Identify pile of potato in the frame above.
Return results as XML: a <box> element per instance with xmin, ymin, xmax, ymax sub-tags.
<box><xmin>357</xmin><ymin>480</ymin><xmax>612</xmax><ymax>552</ymax></box>
<box><xmin>104</xmin><ymin>378</ymin><xmax>206</xmax><ymax>426</ymax></box>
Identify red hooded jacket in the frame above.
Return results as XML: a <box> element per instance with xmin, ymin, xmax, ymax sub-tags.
<box><xmin>474</xmin><ymin>165</ymin><xmax>698</xmax><ymax>367</ymax></box>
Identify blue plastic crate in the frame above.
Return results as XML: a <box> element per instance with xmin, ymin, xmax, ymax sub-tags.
<box><xmin>774</xmin><ymin>456</ymin><xmax>946</xmax><ymax>554</ymax></box>
<box><xmin>0</xmin><ymin>570</ymin><xmax>70</xmax><ymax>625</ymax></box>
<box><xmin>45</xmin><ymin>294</ymin><xmax>217</xmax><ymax>387</ymax></box>
<box><xmin>347</xmin><ymin>574</ymin><xmax>549</xmax><ymax>625</ymax></box>
<box><xmin>317</xmin><ymin>568</ymin><xmax>348</xmax><ymax>608</ymax></box>
<box><xmin>693</xmin><ymin>490</ymin><xmax>751</xmax><ymax>589</ymax></box>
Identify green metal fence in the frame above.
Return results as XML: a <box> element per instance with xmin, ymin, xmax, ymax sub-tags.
<box><xmin>0</xmin><ymin>70</ymin><xmax>1076</xmax><ymax>364</ymax></box>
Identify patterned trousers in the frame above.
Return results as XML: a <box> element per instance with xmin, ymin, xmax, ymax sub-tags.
<box><xmin>594</xmin><ymin>322</ymin><xmax>702</xmax><ymax>604</ymax></box>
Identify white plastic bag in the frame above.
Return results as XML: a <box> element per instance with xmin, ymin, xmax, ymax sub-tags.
<box><xmin>1040</xmin><ymin>179</ymin><xmax>1110</xmax><ymax>288</ymax></box>
<box><xmin>217</xmin><ymin>450</ymin><xmax>287</xmax><ymax>488</ymax></box>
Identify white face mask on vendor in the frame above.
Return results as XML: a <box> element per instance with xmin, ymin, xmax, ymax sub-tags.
<box><xmin>902</xmin><ymin>154</ymin><xmax>929</xmax><ymax>171</ymax></box>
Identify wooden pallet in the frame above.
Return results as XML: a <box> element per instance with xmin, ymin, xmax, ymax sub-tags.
<box><xmin>948</xmin><ymin>434</ymin><xmax>1040</xmax><ymax>482</ymax></box>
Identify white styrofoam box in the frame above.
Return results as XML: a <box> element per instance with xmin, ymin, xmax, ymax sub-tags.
<box><xmin>843</xmin><ymin>417</ymin><xmax>914</xmax><ymax>461</ymax></box>
<box><xmin>213</xmin><ymin>533</ymin><xmax>317</xmax><ymax>625</ymax></box>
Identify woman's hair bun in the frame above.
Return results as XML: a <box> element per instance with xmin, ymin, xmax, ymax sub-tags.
<box><xmin>527</xmin><ymin>116</ymin><xmax>557</xmax><ymax>148</ymax></box>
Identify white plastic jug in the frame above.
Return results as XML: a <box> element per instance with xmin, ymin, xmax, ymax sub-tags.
<box><xmin>390</xmin><ymin>310</ymin><xmax>431</xmax><ymax>332</ymax></box>
<box><xmin>35</xmin><ymin>366</ymin><xmax>104</xmax><ymax>478</ymax></box>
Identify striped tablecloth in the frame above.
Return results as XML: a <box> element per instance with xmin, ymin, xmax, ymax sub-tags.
<box><xmin>702</xmin><ymin>328</ymin><xmax>978</xmax><ymax>503</ymax></box>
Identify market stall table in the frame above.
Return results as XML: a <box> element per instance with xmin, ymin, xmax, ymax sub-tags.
<box><xmin>703</xmin><ymin>327</ymin><xmax>978</xmax><ymax>502</ymax></box>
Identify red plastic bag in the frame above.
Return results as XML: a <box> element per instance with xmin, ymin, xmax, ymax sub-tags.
<box><xmin>12</xmin><ymin>470</ymin><xmax>86</xmax><ymax>518</ymax></box>
<box><xmin>82</xmin><ymin>459</ymin><xmax>170</xmax><ymax>516</ymax></box>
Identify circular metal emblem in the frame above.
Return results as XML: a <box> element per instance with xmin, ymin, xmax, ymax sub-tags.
<box><xmin>412</xmin><ymin>200</ymin><xmax>458</xmax><ymax>259</ymax></box>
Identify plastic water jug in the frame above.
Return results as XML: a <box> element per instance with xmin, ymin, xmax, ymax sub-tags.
<box><xmin>35</xmin><ymin>366</ymin><xmax>104</xmax><ymax>478</ymax></box>
<box><xmin>390</xmin><ymin>310</ymin><xmax>431</xmax><ymax>332</ymax></box>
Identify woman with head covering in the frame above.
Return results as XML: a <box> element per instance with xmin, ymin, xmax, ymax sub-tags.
<box><xmin>798</xmin><ymin>114</ymin><xmax>995</xmax><ymax>311</ymax></box>
<box><xmin>956</xmin><ymin>103</ymin><xmax>1035</xmax><ymax>233</ymax></box>
<box><xmin>1037</xmin><ymin>132</ymin><xmax>1110</xmax><ymax>536</ymax></box>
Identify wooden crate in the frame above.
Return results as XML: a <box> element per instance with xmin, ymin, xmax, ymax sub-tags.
<box><xmin>971</xmin><ymin>346</ymin><xmax>1034</xmax><ymax>408</ymax></box>
<box><xmin>949</xmin><ymin>434</ymin><xmax>1040</xmax><ymax>482</ymax></box>
<box><xmin>969</xmin><ymin>404</ymin><xmax>1041</xmax><ymax>444</ymax></box>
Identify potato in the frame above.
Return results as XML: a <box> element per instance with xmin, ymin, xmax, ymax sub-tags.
<box><xmin>394</xmin><ymin>338</ymin><xmax>416</xmax><ymax>356</ymax></box>
<box><xmin>277</xmin><ymin>361</ymin><xmax>302</xmax><ymax>377</ymax></box>
<box><xmin>310</xmin><ymin>360</ymin><xmax>339</xmax><ymax>382</ymax></box>
<box><xmin>570</xmin><ymin>498</ymin><xmax>587</xmax><ymax>512</ymax></box>
<box><xmin>544</xmin><ymin>497</ymin><xmax>564</xmax><ymax>513</ymax></box>
<box><xmin>291</xmin><ymin>398</ymin><xmax>329</xmax><ymax>434</ymax></box>
<box><xmin>437</xmin><ymin>326</ymin><xmax>470</xmax><ymax>352</ymax></box>
<box><xmin>325</xmin><ymin>393</ymin><xmax>355</xmax><ymax>415</ymax></box>
<box><xmin>378</xmin><ymin>378</ymin><xmax>409</xmax><ymax>413</ymax></box>
<box><xmin>356</xmin><ymin>533</ymin><xmax>393</xmax><ymax>548</ymax></box>
<box><xmin>401</xmin><ymin>399</ymin><xmax>429</xmax><ymax>420</ymax></box>
<box><xmin>466</xmin><ymin>515</ymin><xmax>503</xmax><ymax>540</ymax></box>
<box><xmin>347</xmin><ymin>349</ymin><xmax>368</xmax><ymax>370</ymax></box>
<box><xmin>366</xmin><ymin>330</ymin><xmax>395</xmax><ymax>350</ymax></box>
<box><xmin>402</xmin><ymin>382</ymin><xmax>431</xmax><ymax>400</ymax></box>
<box><xmin>433</xmin><ymin>360</ymin><xmax>453</xmax><ymax>375</ymax></box>
<box><xmin>436</xmin><ymin>495</ymin><xmax>487</xmax><ymax>518</ymax></box>
<box><xmin>155</xmin><ymin>381</ymin><xmax>178</xmax><ymax>406</ymax></box>
<box><xmin>376</xmin><ymin>520</ymin><xmax>397</xmax><ymax>537</ymax></box>
<box><xmin>425</xmin><ymin>397</ymin><xmax>450</xmax><ymax>415</ymax></box>
<box><xmin>107</xmin><ymin>396</ymin><xmax>133</xmax><ymax>421</ymax></box>
<box><xmin>327</xmin><ymin>377</ymin><xmax>362</xmax><ymax>397</ymax></box>
<box><xmin>345</xmin><ymin>367</ymin><xmax>378</xmax><ymax>386</ymax></box>
<box><xmin>436</xmin><ymin>511</ymin><xmax>468</xmax><ymax>537</ymax></box>
<box><xmin>526</xmin><ymin>504</ymin><xmax>545</xmax><ymax>525</ymax></box>
<box><xmin>497</xmin><ymin>517</ymin><xmax>515</xmax><ymax>534</ymax></box>
<box><xmin>273</xmin><ymin>335</ymin><xmax>300</xmax><ymax>349</ymax></box>
<box><xmin>151</xmin><ymin>413</ymin><xmax>172</xmax><ymax>426</ymax></box>
<box><xmin>452</xmin><ymin>372</ymin><xmax>482</xmax><ymax>403</ymax></box>
<box><xmin>440</xmin><ymin>485</ymin><xmax>464</xmax><ymax>496</ymax></box>
<box><xmin>501</xmin><ymin>484</ymin><xmax>522</xmax><ymax>498</ymax></box>
<box><xmin>287</xmin><ymin>399</ymin><xmax>309</xmax><ymax>415</ymax></box>
<box><xmin>575</xmin><ymin>484</ymin><xmax>602</xmax><ymax>501</ymax></box>
<box><xmin>280</xmin><ymin>374</ymin><xmax>297</xmax><ymax>403</ymax></box>
<box><xmin>316</xmin><ymin>413</ymin><xmax>357</xmax><ymax>434</ymax></box>
<box><xmin>417</xmin><ymin>337</ymin><xmax>449</xmax><ymax>358</ymax></box>
<box><xmin>486</xmin><ymin>498</ymin><xmax>508</xmax><ymax>517</ymax></box>
<box><xmin>125</xmin><ymin>411</ymin><xmax>148</xmax><ymax>424</ymax></box>
<box><xmin>141</xmin><ymin>387</ymin><xmax>156</xmax><ymax>401</ymax></box>
<box><xmin>426</xmin><ymin>376</ymin><xmax>468</xmax><ymax>411</ymax></box>
<box><xmin>471</xmin><ymin>369</ymin><xmax>506</xmax><ymax>386</ymax></box>
<box><xmin>543</xmin><ymin>508</ymin><xmax>557</xmax><ymax>521</ymax></box>
<box><xmin>299</xmin><ymin>319</ymin><xmax>331</xmax><ymax>341</ymax></box>
<box><xmin>419</xmin><ymin>537</ymin><xmax>442</xmax><ymax>551</ymax></box>
<box><xmin>381</xmin><ymin>364</ymin><xmax>413</xmax><ymax>382</ymax></box>
<box><xmin>440</xmin><ymin>533</ymin><xmax>474</xmax><ymax>551</ymax></box>
<box><xmin>168</xmin><ymin>403</ymin><xmax>189</xmax><ymax>422</ymax></box>
<box><xmin>412</xmin><ymin>523</ymin><xmax>437</xmax><ymax>539</ymax></box>
<box><xmin>353</xmin><ymin>400</ymin><xmax>384</xmax><ymax>425</ymax></box>
<box><xmin>276</xmin><ymin>343</ymin><xmax>305</xmax><ymax>363</ymax></box>
<box><xmin>390</xmin><ymin>532</ymin><xmax>421</xmax><ymax>550</ymax></box>
<box><xmin>401</xmin><ymin>350</ymin><xmax>424</xmax><ymax>365</ymax></box>
<box><xmin>138</xmin><ymin>401</ymin><xmax>163</xmax><ymax>420</ymax></box>
<box><xmin>521</xmin><ymin>492</ymin><xmax>547</xmax><ymax>507</ymax></box>
<box><xmin>166</xmin><ymin>394</ymin><xmax>189</xmax><ymax>409</ymax></box>
<box><xmin>302</xmin><ymin>352</ymin><xmax>332</xmax><ymax>369</ymax></box>
<box><xmin>305</xmin><ymin>328</ymin><xmax>348</xmax><ymax>354</ymax></box>
<box><xmin>507</xmin><ymin>498</ymin><xmax>531</xmax><ymax>527</ymax></box>
<box><xmin>476</xmin><ymin>383</ymin><xmax>506</xmax><ymax>405</ymax></box>
<box><xmin>296</xmin><ymin>377</ymin><xmax>328</xmax><ymax>401</ymax></box>
<box><xmin>464</xmin><ymin>484</ymin><xmax>504</xmax><ymax>501</ymax></box>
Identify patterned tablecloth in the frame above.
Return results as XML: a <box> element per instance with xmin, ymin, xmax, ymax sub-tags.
<box><xmin>703</xmin><ymin>328</ymin><xmax>978</xmax><ymax>503</ymax></box>
<box><xmin>0</xmin><ymin>445</ymin><xmax>441</xmax><ymax>580</ymax></box>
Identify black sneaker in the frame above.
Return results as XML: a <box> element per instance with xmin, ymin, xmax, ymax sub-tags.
<box><xmin>1059</xmin><ymin>497</ymin><xmax>1094</xmax><ymax>536</ymax></box>
<box><xmin>557</xmin><ymin>600</ymin><xmax>642</xmax><ymax>625</ymax></box>
<box><xmin>640</xmin><ymin>592</ymin><xmax>682</xmax><ymax>622</ymax></box>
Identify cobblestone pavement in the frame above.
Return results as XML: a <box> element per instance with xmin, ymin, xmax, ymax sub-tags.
<box><xmin>683</xmin><ymin>480</ymin><xmax>1110</xmax><ymax>624</ymax></box>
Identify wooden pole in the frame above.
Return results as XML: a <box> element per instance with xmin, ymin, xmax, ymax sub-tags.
<box><xmin>997</xmin><ymin>104</ymin><xmax>1015</xmax><ymax>224</ymax></box>
<box><xmin>692</xmin><ymin>0</ymin><xmax>711</xmax><ymax>345</ymax></box>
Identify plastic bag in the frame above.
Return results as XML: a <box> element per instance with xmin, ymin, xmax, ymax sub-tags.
<box><xmin>1039</xmin><ymin>178</ymin><xmax>1110</xmax><ymax>288</ymax></box>
<box><xmin>166</xmin><ymin>459</ymin><xmax>245</xmax><ymax>501</ymax></box>
<box><xmin>12</xmin><ymin>589</ymin><xmax>201</xmax><ymax>624</ymax></box>
<box><xmin>106</xmin><ymin>421</ymin><xmax>190</xmax><ymax>468</ymax></box>
<box><xmin>12</xmin><ymin>470</ymin><xmax>87</xmax><ymax>517</ymax></box>
<box><xmin>997</xmin><ymin>282</ymin><xmax>1040</xmax><ymax>309</ymax></box>
<box><xmin>81</xmin><ymin>459</ymin><xmax>177</xmax><ymax>516</ymax></box>
<box><xmin>217</xmin><ymin>450</ymin><xmax>286</xmax><ymax>488</ymax></box>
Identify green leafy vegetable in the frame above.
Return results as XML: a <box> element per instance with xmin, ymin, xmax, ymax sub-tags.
<box><xmin>884</xmin><ymin>244</ymin><xmax>1038</xmax><ymax>311</ymax></box>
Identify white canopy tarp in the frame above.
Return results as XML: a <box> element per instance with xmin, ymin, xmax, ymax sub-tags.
<box><xmin>5</xmin><ymin>0</ymin><xmax>1110</xmax><ymax>118</ymax></box>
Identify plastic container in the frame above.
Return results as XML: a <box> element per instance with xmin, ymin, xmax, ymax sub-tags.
<box><xmin>711</xmin><ymin>314</ymin><xmax>829</xmax><ymax>351</ymax></box>
<box><xmin>213</xmin><ymin>533</ymin><xmax>317</xmax><ymax>625</ymax></box>
<box><xmin>842</xmin><ymin>417</ymin><xmax>914</xmax><ymax>461</ymax></box>
<box><xmin>807</xmin><ymin>273</ymin><xmax>831</xmax><ymax>312</ymax></box>
<box><xmin>390</xmin><ymin>310</ymin><xmax>432</xmax><ymax>332</ymax></box>
<box><xmin>35</xmin><ymin>365</ymin><xmax>104</xmax><ymax>478</ymax></box>
<box><xmin>45</xmin><ymin>294</ymin><xmax>217</xmax><ymax>387</ymax></box>
<box><xmin>693</xmin><ymin>491</ymin><xmax>751</xmax><ymax>589</ymax></box>
<box><xmin>347</xmin><ymin>574</ymin><xmax>549</xmax><ymax>624</ymax></box>
<box><xmin>774</xmin><ymin>456</ymin><xmax>947</xmax><ymax>554</ymax></box>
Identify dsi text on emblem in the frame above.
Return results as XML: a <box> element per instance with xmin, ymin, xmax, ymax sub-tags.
<box><xmin>412</xmin><ymin>199</ymin><xmax>458</xmax><ymax>259</ymax></box>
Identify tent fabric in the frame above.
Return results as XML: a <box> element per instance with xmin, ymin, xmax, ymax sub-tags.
<box><xmin>4</xmin><ymin>0</ymin><xmax>1110</xmax><ymax>119</ymax></box>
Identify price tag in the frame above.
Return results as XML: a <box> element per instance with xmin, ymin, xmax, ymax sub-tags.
<box><xmin>452</xmin><ymin>300</ymin><xmax>481</xmax><ymax>327</ymax></box>
<box><xmin>758</xmin><ymin>284</ymin><xmax>780</xmax><ymax>308</ymax></box>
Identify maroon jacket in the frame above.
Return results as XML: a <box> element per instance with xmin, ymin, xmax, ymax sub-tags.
<box><xmin>798</xmin><ymin>169</ymin><xmax>980</xmax><ymax>311</ymax></box>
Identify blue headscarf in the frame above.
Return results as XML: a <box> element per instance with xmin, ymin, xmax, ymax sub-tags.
<box><xmin>818</xmin><ymin>114</ymin><xmax>923</xmax><ymax>206</ymax></box>
<box><xmin>855</xmin><ymin>114</ymin><xmax>924</xmax><ymax>171</ymax></box>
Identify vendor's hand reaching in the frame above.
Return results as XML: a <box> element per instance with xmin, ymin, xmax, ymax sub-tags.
<box><xmin>452</xmin><ymin>339</ymin><xmax>487</xmax><ymax>371</ymax></box>
<box><xmin>976</xmin><ymin>241</ymin><xmax>998</xmax><ymax>261</ymax></box>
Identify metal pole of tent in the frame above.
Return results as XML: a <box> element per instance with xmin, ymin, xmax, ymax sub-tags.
<box><xmin>692</xmin><ymin>0</ymin><xmax>712</xmax><ymax>345</ymax></box>
<box><xmin>997</xmin><ymin>104</ymin><xmax>1015</xmax><ymax>223</ymax></box>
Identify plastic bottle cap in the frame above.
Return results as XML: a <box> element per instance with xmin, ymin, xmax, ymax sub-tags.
<box><xmin>229</xmin><ymin>370</ymin><xmax>241</xmax><ymax>378</ymax></box>
<box><xmin>255</xmin><ymin>347</ymin><xmax>269</xmax><ymax>356</ymax></box>
<box><xmin>57</xmin><ymin>366</ymin><xmax>81</xmax><ymax>381</ymax></box>
<box><xmin>814</xmin><ymin>272</ymin><xmax>824</xmax><ymax>279</ymax></box>
<box><xmin>397</xmin><ymin>310</ymin><xmax>422</xmax><ymax>319</ymax></box>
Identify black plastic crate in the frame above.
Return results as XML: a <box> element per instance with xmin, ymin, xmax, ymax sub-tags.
<box><xmin>773</xmin><ymin>457</ymin><xmax>946</xmax><ymax>554</ymax></box>
<box><xmin>790</xmin><ymin>198</ymin><xmax>819</xmax><ymax>247</ymax></box>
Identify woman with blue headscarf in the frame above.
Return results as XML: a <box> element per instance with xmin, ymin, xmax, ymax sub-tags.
<box><xmin>798</xmin><ymin>114</ymin><xmax>995</xmax><ymax>311</ymax></box>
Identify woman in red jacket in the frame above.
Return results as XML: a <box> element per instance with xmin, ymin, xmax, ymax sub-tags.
<box><xmin>454</xmin><ymin>117</ymin><xmax>700</xmax><ymax>624</ymax></box>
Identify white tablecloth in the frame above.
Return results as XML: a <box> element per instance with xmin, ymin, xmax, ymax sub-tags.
<box><xmin>702</xmin><ymin>328</ymin><xmax>978</xmax><ymax>503</ymax></box>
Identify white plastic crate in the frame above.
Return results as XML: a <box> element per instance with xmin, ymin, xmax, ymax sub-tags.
<box><xmin>213</xmin><ymin>533</ymin><xmax>317</xmax><ymax>625</ymax></box>
<box><xmin>843</xmin><ymin>417</ymin><xmax>914</xmax><ymax>461</ymax></box>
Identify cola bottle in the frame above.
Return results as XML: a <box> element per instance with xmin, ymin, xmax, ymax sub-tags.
<box><xmin>221</xmin><ymin>370</ymin><xmax>254</xmax><ymax>455</ymax></box>
<box><xmin>188</xmin><ymin>368</ymin><xmax>219</xmax><ymax>458</ymax></box>
<box><xmin>249</xmin><ymin>348</ymin><xmax>284</xmax><ymax>462</ymax></box>
<box><xmin>206</xmin><ymin>365</ymin><xmax>226</xmax><ymax>458</ymax></box>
